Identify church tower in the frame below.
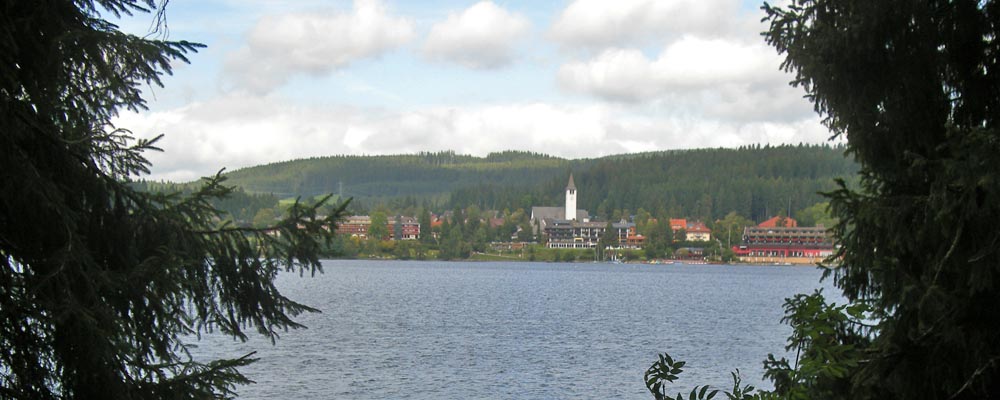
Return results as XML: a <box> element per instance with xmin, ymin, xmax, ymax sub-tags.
<box><xmin>565</xmin><ymin>174</ymin><xmax>577</xmax><ymax>221</ymax></box>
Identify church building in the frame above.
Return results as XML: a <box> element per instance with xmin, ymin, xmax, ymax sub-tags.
<box><xmin>529</xmin><ymin>174</ymin><xmax>637</xmax><ymax>249</ymax></box>
<box><xmin>530</xmin><ymin>174</ymin><xmax>589</xmax><ymax>234</ymax></box>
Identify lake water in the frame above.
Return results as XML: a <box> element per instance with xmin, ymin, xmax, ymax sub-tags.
<box><xmin>191</xmin><ymin>260</ymin><xmax>839</xmax><ymax>399</ymax></box>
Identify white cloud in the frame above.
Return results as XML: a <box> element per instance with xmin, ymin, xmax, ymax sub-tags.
<box><xmin>117</xmin><ymin>94</ymin><xmax>827</xmax><ymax>182</ymax></box>
<box><xmin>557</xmin><ymin>36</ymin><xmax>811</xmax><ymax>121</ymax></box>
<box><xmin>223</xmin><ymin>0</ymin><xmax>414</xmax><ymax>94</ymax></box>
<box><xmin>549</xmin><ymin>0</ymin><xmax>753</xmax><ymax>49</ymax></box>
<box><xmin>115</xmin><ymin>1</ymin><xmax>837</xmax><ymax>184</ymax></box>
<box><xmin>421</xmin><ymin>1</ymin><xmax>531</xmax><ymax>69</ymax></box>
<box><xmin>559</xmin><ymin>37</ymin><xmax>780</xmax><ymax>98</ymax></box>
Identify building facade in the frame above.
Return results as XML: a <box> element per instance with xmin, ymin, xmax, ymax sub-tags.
<box><xmin>334</xmin><ymin>215</ymin><xmax>420</xmax><ymax>240</ymax></box>
<box><xmin>530</xmin><ymin>174</ymin><xmax>640</xmax><ymax>249</ymax></box>
<box><xmin>529</xmin><ymin>174</ymin><xmax>590</xmax><ymax>234</ymax></box>
<box><xmin>684</xmin><ymin>221</ymin><xmax>712</xmax><ymax>241</ymax></box>
<box><xmin>565</xmin><ymin>173</ymin><xmax>577</xmax><ymax>221</ymax></box>
<box><xmin>732</xmin><ymin>225</ymin><xmax>834</xmax><ymax>259</ymax></box>
<box><xmin>668</xmin><ymin>219</ymin><xmax>712</xmax><ymax>241</ymax></box>
<box><xmin>336</xmin><ymin>215</ymin><xmax>371</xmax><ymax>238</ymax></box>
<box><xmin>545</xmin><ymin>220</ymin><xmax>638</xmax><ymax>249</ymax></box>
<box><xmin>388</xmin><ymin>216</ymin><xmax>420</xmax><ymax>240</ymax></box>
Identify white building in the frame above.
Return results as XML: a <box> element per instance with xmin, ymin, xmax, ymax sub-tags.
<box><xmin>529</xmin><ymin>174</ymin><xmax>589</xmax><ymax>234</ymax></box>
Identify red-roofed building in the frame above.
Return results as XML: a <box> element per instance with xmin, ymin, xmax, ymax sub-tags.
<box><xmin>336</xmin><ymin>215</ymin><xmax>371</xmax><ymax>238</ymax></box>
<box><xmin>387</xmin><ymin>216</ymin><xmax>420</xmax><ymax>240</ymax></box>
<box><xmin>336</xmin><ymin>215</ymin><xmax>421</xmax><ymax>240</ymax></box>
<box><xmin>669</xmin><ymin>219</ymin><xmax>687</xmax><ymax>231</ymax></box>
<box><xmin>685</xmin><ymin>221</ymin><xmax>712</xmax><ymax>241</ymax></box>
<box><xmin>731</xmin><ymin>225</ymin><xmax>834</xmax><ymax>262</ymax></box>
<box><xmin>627</xmin><ymin>234</ymin><xmax>646</xmax><ymax>248</ymax></box>
<box><xmin>758</xmin><ymin>216</ymin><xmax>798</xmax><ymax>228</ymax></box>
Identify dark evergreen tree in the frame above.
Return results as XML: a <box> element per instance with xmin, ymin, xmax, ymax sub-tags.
<box><xmin>369</xmin><ymin>212</ymin><xmax>389</xmax><ymax>241</ymax></box>
<box><xmin>0</xmin><ymin>2</ymin><xmax>345</xmax><ymax>398</ymax></box>
<box><xmin>418</xmin><ymin>208</ymin><xmax>433</xmax><ymax>244</ymax></box>
<box><xmin>596</xmin><ymin>221</ymin><xmax>618</xmax><ymax>261</ymax></box>
<box><xmin>648</xmin><ymin>2</ymin><xmax>1000</xmax><ymax>399</ymax></box>
<box><xmin>393</xmin><ymin>215</ymin><xmax>403</xmax><ymax>241</ymax></box>
<box><xmin>764</xmin><ymin>0</ymin><xmax>1000</xmax><ymax>397</ymax></box>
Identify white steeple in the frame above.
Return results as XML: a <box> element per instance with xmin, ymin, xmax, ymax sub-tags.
<box><xmin>565</xmin><ymin>174</ymin><xmax>577</xmax><ymax>221</ymax></box>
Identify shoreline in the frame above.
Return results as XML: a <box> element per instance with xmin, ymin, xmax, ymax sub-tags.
<box><xmin>322</xmin><ymin>254</ymin><xmax>826</xmax><ymax>266</ymax></box>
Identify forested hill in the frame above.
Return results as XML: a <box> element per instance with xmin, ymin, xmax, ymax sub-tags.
<box><xmin>221</xmin><ymin>145</ymin><xmax>857</xmax><ymax>220</ymax></box>
<box><xmin>222</xmin><ymin>150</ymin><xmax>581</xmax><ymax>202</ymax></box>
<box><xmin>450</xmin><ymin>144</ymin><xmax>857</xmax><ymax>223</ymax></box>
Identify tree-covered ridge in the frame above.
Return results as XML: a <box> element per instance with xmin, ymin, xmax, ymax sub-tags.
<box><xmin>216</xmin><ymin>145</ymin><xmax>855</xmax><ymax>220</ymax></box>
<box><xmin>222</xmin><ymin>150</ymin><xmax>582</xmax><ymax>201</ymax></box>
<box><xmin>451</xmin><ymin>144</ymin><xmax>856</xmax><ymax>223</ymax></box>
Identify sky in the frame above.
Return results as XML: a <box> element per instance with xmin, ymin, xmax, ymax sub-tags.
<box><xmin>112</xmin><ymin>0</ymin><xmax>832</xmax><ymax>182</ymax></box>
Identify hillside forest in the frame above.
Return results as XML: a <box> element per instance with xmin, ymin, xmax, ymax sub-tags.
<box><xmin>135</xmin><ymin>144</ymin><xmax>853</xmax><ymax>260</ymax></box>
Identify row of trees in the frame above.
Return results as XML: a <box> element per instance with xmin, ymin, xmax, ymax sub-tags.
<box><xmin>223</xmin><ymin>149</ymin><xmax>573</xmax><ymax>202</ymax></box>
<box><xmin>449</xmin><ymin>144</ymin><xmax>856</xmax><ymax>223</ymax></box>
<box><xmin>212</xmin><ymin>140</ymin><xmax>856</xmax><ymax>219</ymax></box>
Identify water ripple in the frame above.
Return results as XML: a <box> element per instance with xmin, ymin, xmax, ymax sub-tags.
<box><xmin>190</xmin><ymin>260</ymin><xmax>837</xmax><ymax>399</ymax></box>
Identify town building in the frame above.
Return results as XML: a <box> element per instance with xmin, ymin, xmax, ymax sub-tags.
<box><xmin>530</xmin><ymin>174</ymin><xmax>590</xmax><ymax>234</ymax></box>
<box><xmin>732</xmin><ymin>217</ymin><xmax>834</xmax><ymax>262</ymax></box>
<box><xmin>545</xmin><ymin>220</ymin><xmax>638</xmax><ymax>249</ymax></box>
<box><xmin>336</xmin><ymin>215</ymin><xmax>371</xmax><ymax>238</ymax></box>
<box><xmin>565</xmin><ymin>174</ymin><xmax>577</xmax><ymax>221</ymax></box>
<box><xmin>531</xmin><ymin>174</ymin><xmax>640</xmax><ymax>249</ymax></box>
<box><xmin>388</xmin><ymin>216</ymin><xmax>420</xmax><ymax>240</ymax></box>
<box><xmin>684</xmin><ymin>221</ymin><xmax>712</xmax><ymax>241</ymax></box>
<box><xmin>668</xmin><ymin>219</ymin><xmax>712</xmax><ymax>241</ymax></box>
<box><xmin>758</xmin><ymin>215</ymin><xmax>798</xmax><ymax>228</ymax></box>
<box><xmin>334</xmin><ymin>215</ymin><xmax>420</xmax><ymax>240</ymax></box>
<box><xmin>626</xmin><ymin>233</ymin><xmax>646</xmax><ymax>248</ymax></box>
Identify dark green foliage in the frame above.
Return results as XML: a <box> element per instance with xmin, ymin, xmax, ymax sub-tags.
<box><xmin>646</xmin><ymin>1</ymin><xmax>1000</xmax><ymax>398</ymax></box>
<box><xmin>133</xmin><ymin>180</ymin><xmax>281</xmax><ymax>225</ymax></box>
<box><xmin>438</xmin><ymin>225</ymin><xmax>471</xmax><ymax>260</ymax></box>
<box><xmin>649</xmin><ymin>1</ymin><xmax>1000</xmax><ymax>399</ymax></box>
<box><xmin>223</xmin><ymin>150</ymin><xmax>572</xmax><ymax>205</ymax></box>
<box><xmin>369</xmin><ymin>211</ymin><xmax>389</xmax><ymax>241</ymax></box>
<box><xmin>642</xmin><ymin>353</ymin><xmax>721</xmax><ymax>400</ymax></box>
<box><xmin>222</xmin><ymin>145</ymin><xmax>855</xmax><ymax>220</ymax></box>
<box><xmin>451</xmin><ymin>145</ymin><xmax>856</xmax><ymax>222</ymax></box>
<box><xmin>0</xmin><ymin>1</ymin><xmax>345</xmax><ymax>398</ymax></box>
<box><xmin>793</xmin><ymin>202</ymin><xmax>835</xmax><ymax>228</ymax></box>
<box><xmin>761</xmin><ymin>292</ymin><xmax>871</xmax><ymax>399</ymax></box>
<box><xmin>418</xmin><ymin>208</ymin><xmax>434</xmax><ymax>245</ymax></box>
<box><xmin>644</xmin><ymin>353</ymin><xmax>686</xmax><ymax>399</ymax></box>
<box><xmin>763</xmin><ymin>0</ymin><xmax>1000</xmax><ymax>397</ymax></box>
<box><xmin>723</xmin><ymin>370</ymin><xmax>760</xmax><ymax>400</ymax></box>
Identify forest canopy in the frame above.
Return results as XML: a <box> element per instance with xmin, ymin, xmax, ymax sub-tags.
<box><xmin>216</xmin><ymin>144</ymin><xmax>856</xmax><ymax>222</ymax></box>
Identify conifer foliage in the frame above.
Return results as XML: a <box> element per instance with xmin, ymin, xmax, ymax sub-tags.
<box><xmin>649</xmin><ymin>1</ymin><xmax>1000</xmax><ymax>398</ymax></box>
<box><xmin>1</xmin><ymin>1</ymin><xmax>344</xmax><ymax>398</ymax></box>
<box><xmin>765</xmin><ymin>0</ymin><xmax>1000</xmax><ymax>397</ymax></box>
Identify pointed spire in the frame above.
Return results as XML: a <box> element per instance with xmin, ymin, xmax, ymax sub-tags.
<box><xmin>566</xmin><ymin>173</ymin><xmax>576</xmax><ymax>190</ymax></box>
